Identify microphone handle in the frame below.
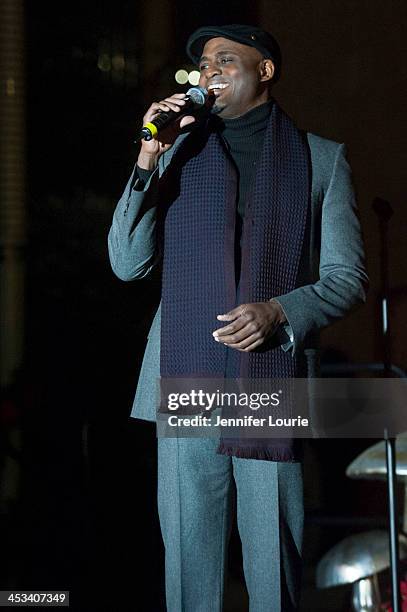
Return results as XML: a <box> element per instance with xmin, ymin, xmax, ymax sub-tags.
<box><xmin>139</xmin><ymin>96</ymin><xmax>195</xmax><ymax>141</ymax></box>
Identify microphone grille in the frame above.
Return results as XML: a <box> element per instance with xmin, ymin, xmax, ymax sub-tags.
<box><xmin>186</xmin><ymin>86</ymin><xmax>207</xmax><ymax>106</ymax></box>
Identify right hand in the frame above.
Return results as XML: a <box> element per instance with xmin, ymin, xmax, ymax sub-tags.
<box><xmin>137</xmin><ymin>93</ymin><xmax>196</xmax><ymax>170</ymax></box>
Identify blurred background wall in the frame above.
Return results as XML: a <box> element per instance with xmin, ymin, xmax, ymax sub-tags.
<box><xmin>0</xmin><ymin>1</ymin><xmax>406</xmax><ymax>610</ymax></box>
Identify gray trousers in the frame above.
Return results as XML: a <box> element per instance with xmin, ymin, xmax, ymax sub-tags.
<box><xmin>158</xmin><ymin>437</ymin><xmax>304</xmax><ymax>612</ymax></box>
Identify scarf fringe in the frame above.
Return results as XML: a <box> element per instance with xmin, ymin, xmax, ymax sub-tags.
<box><xmin>216</xmin><ymin>441</ymin><xmax>297</xmax><ymax>462</ymax></box>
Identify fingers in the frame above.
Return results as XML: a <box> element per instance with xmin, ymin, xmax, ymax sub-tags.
<box><xmin>214</xmin><ymin>324</ymin><xmax>260</xmax><ymax>346</ymax></box>
<box><xmin>140</xmin><ymin>93</ymin><xmax>194</xmax><ymax>152</ymax></box>
<box><xmin>232</xmin><ymin>338</ymin><xmax>263</xmax><ymax>352</ymax></box>
<box><xmin>212</xmin><ymin>302</ymin><xmax>276</xmax><ymax>352</ymax></box>
<box><xmin>213</xmin><ymin>307</ymin><xmax>252</xmax><ymax>338</ymax></box>
<box><xmin>216</xmin><ymin>327</ymin><xmax>263</xmax><ymax>351</ymax></box>
<box><xmin>153</xmin><ymin>98</ymin><xmax>186</xmax><ymax>113</ymax></box>
<box><xmin>179</xmin><ymin>115</ymin><xmax>196</xmax><ymax>129</ymax></box>
<box><xmin>213</xmin><ymin>319</ymin><xmax>247</xmax><ymax>339</ymax></box>
<box><xmin>217</xmin><ymin>305</ymin><xmax>246</xmax><ymax>321</ymax></box>
<box><xmin>144</xmin><ymin>94</ymin><xmax>188</xmax><ymax>122</ymax></box>
<box><xmin>216</xmin><ymin>329</ymin><xmax>263</xmax><ymax>351</ymax></box>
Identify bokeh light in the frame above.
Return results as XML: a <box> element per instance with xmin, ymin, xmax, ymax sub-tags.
<box><xmin>97</xmin><ymin>53</ymin><xmax>111</xmax><ymax>72</ymax></box>
<box><xmin>175</xmin><ymin>69</ymin><xmax>188</xmax><ymax>84</ymax></box>
<box><xmin>188</xmin><ymin>70</ymin><xmax>200</xmax><ymax>85</ymax></box>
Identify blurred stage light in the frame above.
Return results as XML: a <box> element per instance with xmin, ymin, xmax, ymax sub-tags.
<box><xmin>97</xmin><ymin>53</ymin><xmax>111</xmax><ymax>72</ymax></box>
<box><xmin>6</xmin><ymin>78</ymin><xmax>15</xmax><ymax>96</ymax></box>
<box><xmin>175</xmin><ymin>69</ymin><xmax>188</xmax><ymax>84</ymax></box>
<box><xmin>112</xmin><ymin>54</ymin><xmax>125</xmax><ymax>71</ymax></box>
<box><xmin>188</xmin><ymin>70</ymin><xmax>200</xmax><ymax>85</ymax></box>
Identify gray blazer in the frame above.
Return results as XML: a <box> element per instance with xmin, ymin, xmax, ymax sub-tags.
<box><xmin>108</xmin><ymin>131</ymin><xmax>369</xmax><ymax>422</ymax></box>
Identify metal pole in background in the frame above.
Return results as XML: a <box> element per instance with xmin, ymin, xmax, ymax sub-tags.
<box><xmin>373</xmin><ymin>197</ymin><xmax>401</xmax><ymax>612</ymax></box>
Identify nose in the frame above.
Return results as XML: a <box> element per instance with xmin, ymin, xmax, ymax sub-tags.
<box><xmin>204</xmin><ymin>61</ymin><xmax>222</xmax><ymax>80</ymax></box>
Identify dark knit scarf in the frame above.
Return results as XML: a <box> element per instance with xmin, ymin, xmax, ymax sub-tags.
<box><xmin>158</xmin><ymin>100</ymin><xmax>310</xmax><ymax>461</ymax></box>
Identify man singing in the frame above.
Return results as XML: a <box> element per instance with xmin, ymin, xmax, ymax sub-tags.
<box><xmin>108</xmin><ymin>24</ymin><xmax>368</xmax><ymax>612</ymax></box>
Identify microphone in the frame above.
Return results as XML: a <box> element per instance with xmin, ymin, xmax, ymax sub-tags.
<box><xmin>139</xmin><ymin>87</ymin><xmax>208</xmax><ymax>141</ymax></box>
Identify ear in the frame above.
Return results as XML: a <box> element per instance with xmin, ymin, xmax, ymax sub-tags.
<box><xmin>259</xmin><ymin>59</ymin><xmax>275</xmax><ymax>83</ymax></box>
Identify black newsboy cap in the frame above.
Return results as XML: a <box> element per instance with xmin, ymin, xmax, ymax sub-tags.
<box><xmin>186</xmin><ymin>24</ymin><xmax>282</xmax><ymax>82</ymax></box>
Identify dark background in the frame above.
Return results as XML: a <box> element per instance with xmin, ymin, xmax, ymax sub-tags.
<box><xmin>1</xmin><ymin>1</ymin><xmax>407</xmax><ymax>610</ymax></box>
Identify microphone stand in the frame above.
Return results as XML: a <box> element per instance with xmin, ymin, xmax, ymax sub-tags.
<box><xmin>372</xmin><ymin>197</ymin><xmax>401</xmax><ymax>612</ymax></box>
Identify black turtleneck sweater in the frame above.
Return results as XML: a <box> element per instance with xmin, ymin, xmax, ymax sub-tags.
<box><xmin>215</xmin><ymin>99</ymin><xmax>273</xmax><ymax>220</ymax></box>
<box><xmin>215</xmin><ymin>100</ymin><xmax>273</xmax><ymax>282</ymax></box>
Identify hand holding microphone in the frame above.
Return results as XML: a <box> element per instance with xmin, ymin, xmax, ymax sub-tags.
<box><xmin>137</xmin><ymin>87</ymin><xmax>208</xmax><ymax>171</ymax></box>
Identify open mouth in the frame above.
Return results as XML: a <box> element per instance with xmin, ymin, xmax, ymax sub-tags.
<box><xmin>208</xmin><ymin>83</ymin><xmax>230</xmax><ymax>97</ymax></box>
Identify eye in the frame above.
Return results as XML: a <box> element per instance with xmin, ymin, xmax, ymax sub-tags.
<box><xmin>199</xmin><ymin>56</ymin><xmax>234</xmax><ymax>71</ymax></box>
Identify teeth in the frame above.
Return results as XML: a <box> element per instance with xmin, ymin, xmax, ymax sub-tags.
<box><xmin>208</xmin><ymin>83</ymin><xmax>229</xmax><ymax>90</ymax></box>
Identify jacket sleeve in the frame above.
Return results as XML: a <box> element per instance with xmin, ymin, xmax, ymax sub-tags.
<box><xmin>274</xmin><ymin>143</ymin><xmax>369</xmax><ymax>354</ymax></box>
<box><xmin>108</xmin><ymin>132</ymin><xmax>191</xmax><ymax>281</ymax></box>
<box><xmin>108</xmin><ymin>160</ymin><xmax>163</xmax><ymax>281</ymax></box>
